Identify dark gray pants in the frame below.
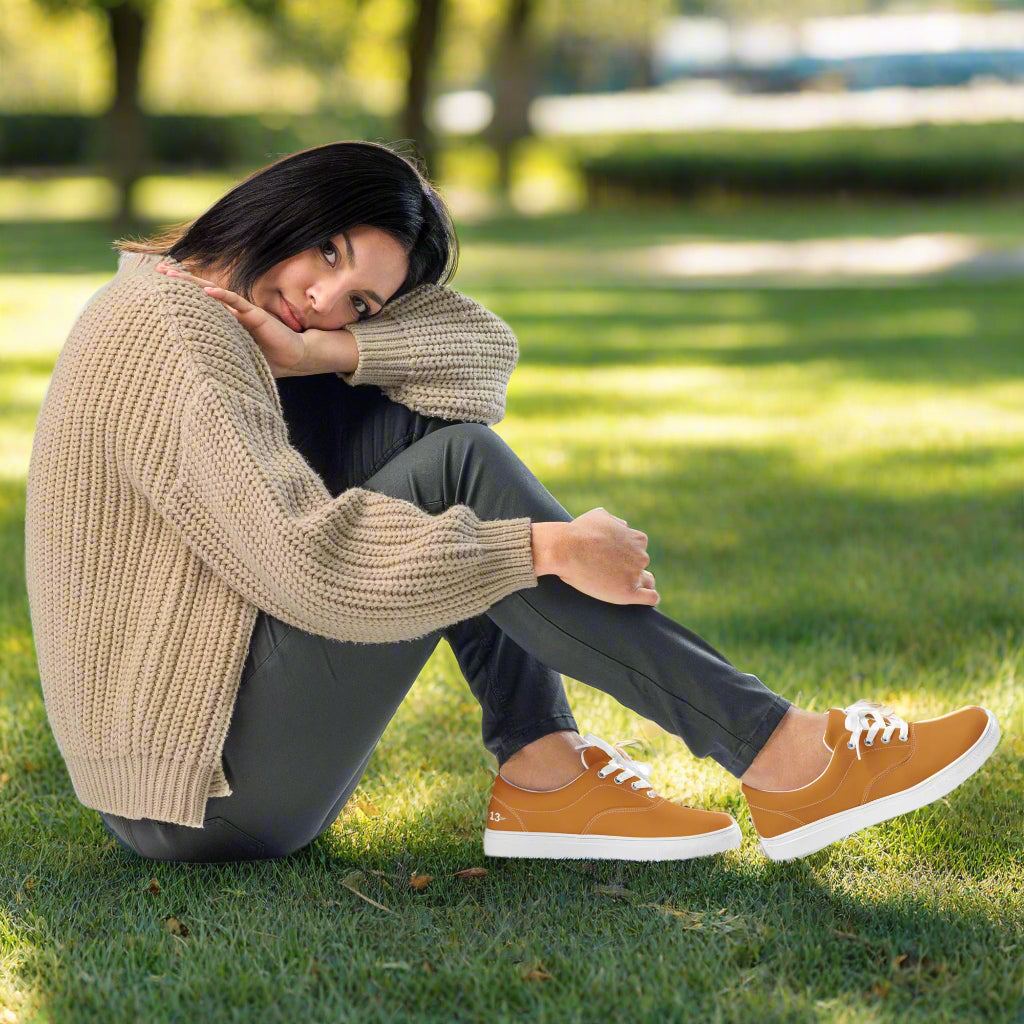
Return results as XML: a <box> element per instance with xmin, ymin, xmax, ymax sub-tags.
<box><xmin>101</xmin><ymin>375</ymin><xmax>789</xmax><ymax>862</ymax></box>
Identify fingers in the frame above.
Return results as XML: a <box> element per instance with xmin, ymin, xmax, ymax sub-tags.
<box><xmin>155</xmin><ymin>263</ymin><xmax>217</xmax><ymax>289</ymax></box>
<box><xmin>627</xmin><ymin>569</ymin><xmax>658</xmax><ymax>606</ymax></box>
<box><xmin>156</xmin><ymin>264</ymin><xmax>259</xmax><ymax>317</ymax></box>
<box><xmin>202</xmin><ymin>285</ymin><xmax>257</xmax><ymax>315</ymax></box>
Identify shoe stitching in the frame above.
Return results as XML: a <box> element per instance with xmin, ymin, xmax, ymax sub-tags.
<box><xmin>496</xmin><ymin>769</ymin><xmax>657</xmax><ymax>830</ymax></box>
<box><xmin>584</xmin><ymin>804</ymin><xmax>668</xmax><ymax>834</ymax></box>
<box><xmin>863</xmin><ymin>729</ymin><xmax>917</xmax><ymax>803</ymax></box>
<box><xmin>487</xmin><ymin>795</ymin><xmax>526</xmax><ymax>830</ymax></box>
<box><xmin>749</xmin><ymin>730</ymin><xmax>919</xmax><ymax>831</ymax></box>
<box><xmin>745</xmin><ymin>804</ymin><xmax>806</xmax><ymax>829</ymax></box>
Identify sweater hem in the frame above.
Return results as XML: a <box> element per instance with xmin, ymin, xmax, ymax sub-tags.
<box><xmin>66</xmin><ymin>754</ymin><xmax>217</xmax><ymax>828</ymax></box>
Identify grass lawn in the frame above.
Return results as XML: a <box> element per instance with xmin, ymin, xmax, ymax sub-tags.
<box><xmin>1</xmin><ymin>208</ymin><xmax>1021</xmax><ymax>1023</ymax></box>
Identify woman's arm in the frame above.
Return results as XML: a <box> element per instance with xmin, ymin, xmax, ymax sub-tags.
<box><xmin>156</xmin><ymin>268</ymin><xmax>515</xmax><ymax>424</ymax></box>
<box><xmin>337</xmin><ymin>284</ymin><xmax>519</xmax><ymax>425</ymax></box>
<box><xmin>155</xmin><ymin>264</ymin><xmax>359</xmax><ymax>378</ymax></box>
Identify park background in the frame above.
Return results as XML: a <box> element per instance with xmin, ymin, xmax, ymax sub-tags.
<box><xmin>1</xmin><ymin>0</ymin><xmax>1022</xmax><ymax>1021</ymax></box>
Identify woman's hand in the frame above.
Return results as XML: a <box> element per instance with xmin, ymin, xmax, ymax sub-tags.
<box><xmin>531</xmin><ymin>508</ymin><xmax>659</xmax><ymax>606</ymax></box>
<box><xmin>155</xmin><ymin>264</ymin><xmax>304</xmax><ymax>376</ymax></box>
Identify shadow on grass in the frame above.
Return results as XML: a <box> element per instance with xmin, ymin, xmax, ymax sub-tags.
<box><xmin>495</xmin><ymin>286</ymin><xmax>1022</xmax><ymax>386</ymax></box>
<box><xmin>1</xmin><ymin>771</ymin><xmax>1021</xmax><ymax>1023</ymax></box>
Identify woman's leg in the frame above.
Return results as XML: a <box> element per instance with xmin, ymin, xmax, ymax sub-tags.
<box><xmin>354</xmin><ymin>419</ymin><xmax>791</xmax><ymax>778</ymax></box>
<box><xmin>101</xmin><ymin>377</ymin><xmax>577</xmax><ymax>861</ymax></box>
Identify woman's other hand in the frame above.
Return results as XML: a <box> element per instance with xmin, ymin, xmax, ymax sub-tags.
<box><xmin>155</xmin><ymin>263</ymin><xmax>337</xmax><ymax>378</ymax></box>
<box><xmin>531</xmin><ymin>509</ymin><xmax>659</xmax><ymax>607</ymax></box>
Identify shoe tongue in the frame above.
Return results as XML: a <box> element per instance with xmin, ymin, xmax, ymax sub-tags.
<box><xmin>823</xmin><ymin>708</ymin><xmax>848</xmax><ymax>751</ymax></box>
<box><xmin>581</xmin><ymin>745</ymin><xmax>614</xmax><ymax>771</ymax></box>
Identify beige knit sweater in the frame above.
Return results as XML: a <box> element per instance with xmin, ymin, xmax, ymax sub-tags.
<box><xmin>24</xmin><ymin>252</ymin><xmax>539</xmax><ymax>828</ymax></box>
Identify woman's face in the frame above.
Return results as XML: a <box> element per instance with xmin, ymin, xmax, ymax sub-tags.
<box><xmin>250</xmin><ymin>225</ymin><xmax>409</xmax><ymax>332</ymax></box>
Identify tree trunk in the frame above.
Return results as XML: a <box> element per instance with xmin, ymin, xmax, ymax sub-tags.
<box><xmin>102</xmin><ymin>1</ymin><xmax>147</xmax><ymax>228</ymax></box>
<box><xmin>489</xmin><ymin>0</ymin><xmax>536</xmax><ymax>197</ymax></box>
<box><xmin>402</xmin><ymin>0</ymin><xmax>444</xmax><ymax>178</ymax></box>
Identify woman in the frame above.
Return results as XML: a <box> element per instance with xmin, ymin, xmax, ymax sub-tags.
<box><xmin>24</xmin><ymin>141</ymin><xmax>999</xmax><ymax>864</ymax></box>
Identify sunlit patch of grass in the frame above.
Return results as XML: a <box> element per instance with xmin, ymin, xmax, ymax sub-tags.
<box><xmin>1</xmin><ymin>212</ymin><xmax>1022</xmax><ymax>1023</ymax></box>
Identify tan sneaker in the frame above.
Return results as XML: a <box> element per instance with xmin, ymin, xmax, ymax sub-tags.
<box><xmin>742</xmin><ymin>701</ymin><xmax>1000</xmax><ymax>862</ymax></box>
<box><xmin>483</xmin><ymin>734</ymin><xmax>741</xmax><ymax>861</ymax></box>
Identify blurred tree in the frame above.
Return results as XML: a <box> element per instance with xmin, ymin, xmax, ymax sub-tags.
<box><xmin>402</xmin><ymin>0</ymin><xmax>446</xmax><ymax>175</ymax></box>
<box><xmin>229</xmin><ymin>0</ymin><xmax>444</xmax><ymax>175</ymax></box>
<box><xmin>35</xmin><ymin>0</ymin><xmax>154</xmax><ymax>225</ymax></box>
<box><xmin>486</xmin><ymin>0</ymin><xmax>536</xmax><ymax>195</ymax></box>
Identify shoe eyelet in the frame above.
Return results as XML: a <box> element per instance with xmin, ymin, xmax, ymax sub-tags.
<box><xmin>847</xmin><ymin>741</ymin><xmax>856</xmax><ymax>750</ymax></box>
<box><xmin>614</xmin><ymin>777</ymin><xmax>624</xmax><ymax>785</ymax></box>
<box><xmin>881</xmin><ymin>736</ymin><xmax>890</xmax><ymax>743</ymax></box>
<box><xmin>631</xmin><ymin>782</ymin><xmax>641</xmax><ymax>791</ymax></box>
<box><xmin>864</xmin><ymin>739</ymin><xmax>873</xmax><ymax>746</ymax></box>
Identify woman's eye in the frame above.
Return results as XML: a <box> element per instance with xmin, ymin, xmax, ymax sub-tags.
<box><xmin>320</xmin><ymin>242</ymin><xmax>337</xmax><ymax>267</ymax></box>
<box><xmin>352</xmin><ymin>296</ymin><xmax>369</xmax><ymax>317</ymax></box>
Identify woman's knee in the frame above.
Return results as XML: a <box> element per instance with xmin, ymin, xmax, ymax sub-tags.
<box><xmin>101</xmin><ymin>811</ymin><xmax>300</xmax><ymax>863</ymax></box>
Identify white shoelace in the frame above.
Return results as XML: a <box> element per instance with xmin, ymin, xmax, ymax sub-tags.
<box><xmin>581</xmin><ymin>733</ymin><xmax>658</xmax><ymax>798</ymax></box>
<box><xmin>843</xmin><ymin>700</ymin><xmax>909</xmax><ymax>760</ymax></box>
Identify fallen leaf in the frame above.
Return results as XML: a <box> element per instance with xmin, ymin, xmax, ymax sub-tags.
<box><xmin>0</xmin><ymin>771</ymin><xmax>10</xmax><ymax>785</ymax></box>
<box><xmin>409</xmin><ymin>873</ymin><xmax>433</xmax><ymax>890</ymax></box>
<box><xmin>164</xmin><ymin>916</ymin><xmax>189</xmax><ymax>937</ymax></box>
<box><xmin>422</xmin><ymin>961</ymin><xmax>436</xmax><ymax>974</ymax></box>
<box><xmin>146</xmin><ymin>879</ymin><xmax>161</xmax><ymax>894</ymax></box>
<box><xmin>521</xmin><ymin>962</ymin><xmax>552</xmax><ymax>982</ymax></box>
<box><xmin>22</xmin><ymin>761</ymin><xmax>38</xmax><ymax>772</ymax></box>
<box><xmin>339</xmin><ymin>870</ymin><xmax>396</xmax><ymax>914</ymax></box>
<box><xmin>23</xmin><ymin>878</ymin><xmax>35</xmax><ymax>891</ymax></box>
<box><xmin>453</xmin><ymin>867</ymin><xmax>488</xmax><ymax>879</ymax></box>
<box><xmin>354</xmin><ymin>797</ymin><xmax>380</xmax><ymax>817</ymax></box>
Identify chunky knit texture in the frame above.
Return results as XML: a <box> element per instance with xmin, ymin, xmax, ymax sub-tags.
<box><xmin>338</xmin><ymin>282</ymin><xmax>519</xmax><ymax>425</ymax></box>
<box><xmin>24</xmin><ymin>252</ymin><xmax>538</xmax><ymax>828</ymax></box>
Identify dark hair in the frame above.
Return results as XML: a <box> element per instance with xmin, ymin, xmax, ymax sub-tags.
<box><xmin>118</xmin><ymin>141</ymin><xmax>458</xmax><ymax>301</ymax></box>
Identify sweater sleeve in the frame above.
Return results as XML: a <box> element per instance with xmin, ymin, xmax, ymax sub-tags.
<box><xmin>159</xmin><ymin>377</ymin><xmax>539</xmax><ymax>644</ymax></box>
<box><xmin>336</xmin><ymin>284</ymin><xmax>518</xmax><ymax>425</ymax></box>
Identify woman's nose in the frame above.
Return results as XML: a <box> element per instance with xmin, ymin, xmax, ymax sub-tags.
<box><xmin>307</xmin><ymin>276</ymin><xmax>344</xmax><ymax>317</ymax></box>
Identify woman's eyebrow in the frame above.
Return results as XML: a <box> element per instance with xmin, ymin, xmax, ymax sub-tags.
<box><xmin>339</xmin><ymin>231</ymin><xmax>384</xmax><ymax>307</ymax></box>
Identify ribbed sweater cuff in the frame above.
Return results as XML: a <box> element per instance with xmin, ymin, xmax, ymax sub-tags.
<box><xmin>66</xmin><ymin>754</ymin><xmax>216</xmax><ymax>829</ymax></box>
<box><xmin>336</xmin><ymin>317</ymin><xmax>413</xmax><ymax>388</ymax></box>
<box><xmin>473</xmin><ymin>518</ymin><xmax>539</xmax><ymax>598</ymax></box>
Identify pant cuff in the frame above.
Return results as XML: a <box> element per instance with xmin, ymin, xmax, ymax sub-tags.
<box><xmin>722</xmin><ymin>694</ymin><xmax>792</xmax><ymax>778</ymax></box>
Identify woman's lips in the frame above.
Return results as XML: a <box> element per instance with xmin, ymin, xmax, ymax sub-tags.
<box><xmin>279</xmin><ymin>295</ymin><xmax>305</xmax><ymax>332</ymax></box>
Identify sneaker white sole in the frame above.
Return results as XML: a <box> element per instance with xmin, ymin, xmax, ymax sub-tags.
<box><xmin>483</xmin><ymin>821</ymin><xmax>742</xmax><ymax>861</ymax></box>
<box><xmin>759</xmin><ymin>708</ymin><xmax>1001</xmax><ymax>862</ymax></box>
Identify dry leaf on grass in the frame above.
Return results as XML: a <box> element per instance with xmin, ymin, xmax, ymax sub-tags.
<box><xmin>520</xmin><ymin>962</ymin><xmax>552</xmax><ymax>982</ymax></box>
<box><xmin>340</xmin><ymin>870</ymin><xmax>396</xmax><ymax>914</ymax></box>
<box><xmin>453</xmin><ymin>867</ymin><xmax>488</xmax><ymax>879</ymax></box>
<box><xmin>146</xmin><ymin>879</ymin><xmax>161</xmax><ymax>894</ymax></box>
<box><xmin>409</xmin><ymin>873</ymin><xmax>433</xmax><ymax>890</ymax></box>
<box><xmin>164</xmin><ymin>916</ymin><xmax>189</xmax><ymax>937</ymax></box>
